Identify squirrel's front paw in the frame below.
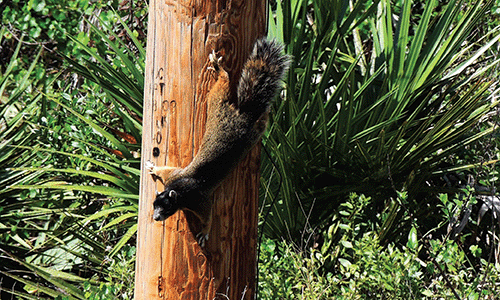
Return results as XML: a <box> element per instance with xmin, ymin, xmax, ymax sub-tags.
<box><xmin>145</xmin><ymin>160</ymin><xmax>156</xmax><ymax>175</ymax></box>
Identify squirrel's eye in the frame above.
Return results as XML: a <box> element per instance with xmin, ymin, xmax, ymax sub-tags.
<box><xmin>169</xmin><ymin>190</ymin><xmax>178</xmax><ymax>200</ymax></box>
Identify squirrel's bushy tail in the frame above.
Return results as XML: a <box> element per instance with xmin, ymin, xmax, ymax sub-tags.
<box><xmin>237</xmin><ymin>38</ymin><xmax>290</xmax><ymax>118</ymax></box>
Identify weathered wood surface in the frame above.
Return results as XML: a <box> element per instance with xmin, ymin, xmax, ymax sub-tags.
<box><xmin>135</xmin><ymin>1</ymin><xmax>267</xmax><ymax>299</ymax></box>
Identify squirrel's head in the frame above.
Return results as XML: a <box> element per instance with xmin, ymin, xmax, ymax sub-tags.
<box><xmin>152</xmin><ymin>177</ymin><xmax>202</xmax><ymax>222</ymax></box>
<box><xmin>153</xmin><ymin>188</ymin><xmax>179</xmax><ymax>221</ymax></box>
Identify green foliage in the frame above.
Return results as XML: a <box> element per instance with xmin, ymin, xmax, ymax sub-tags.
<box><xmin>79</xmin><ymin>245</ymin><xmax>135</xmax><ymax>300</ymax></box>
<box><xmin>1</xmin><ymin>0</ymin><xmax>148</xmax><ymax>89</ymax></box>
<box><xmin>261</xmin><ymin>0</ymin><xmax>500</xmax><ymax>245</ymax></box>
<box><xmin>258</xmin><ymin>193</ymin><xmax>500</xmax><ymax>299</ymax></box>
<box><xmin>0</xmin><ymin>30</ymin><xmax>47</xmax><ymax>298</ymax></box>
<box><xmin>1</xmin><ymin>9</ymin><xmax>143</xmax><ymax>298</ymax></box>
<box><xmin>3</xmin><ymin>0</ymin><xmax>95</xmax><ymax>41</ymax></box>
<box><xmin>258</xmin><ymin>239</ymin><xmax>297</xmax><ymax>298</ymax></box>
<box><xmin>2</xmin><ymin>0</ymin><xmax>500</xmax><ymax>298</ymax></box>
<box><xmin>63</xmin><ymin>16</ymin><xmax>145</xmax><ymax>143</ymax></box>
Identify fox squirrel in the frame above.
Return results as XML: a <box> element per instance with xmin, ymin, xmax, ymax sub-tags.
<box><xmin>146</xmin><ymin>38</ymin><xmax>290</xmax><ymax>245</ymax></box>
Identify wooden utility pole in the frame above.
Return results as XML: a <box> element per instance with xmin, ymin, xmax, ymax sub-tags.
<box><xmin>135</xmin><ymin>1</ymin><xmax>267</xmax><ymax>299</ymax></box>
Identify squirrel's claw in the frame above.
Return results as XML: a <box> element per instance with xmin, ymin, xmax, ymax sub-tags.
<box><xmin>208</xmin><ymin>50</ymin><xmax>217</xmax><ymax>63</ymax></box>
<box><xmin>145</xmin><ymin>160</ymin><xmax>155</xmax><ymax>174</ymax></box>
<box><xmin>208</xmin><ymin>50</ymin><xmax>222</xmax><ymax>72</ymax></box>
<box><xmin>196</xmin><ymin>231</ymin><xmax>209</xmax><ymax>248</ymax></box>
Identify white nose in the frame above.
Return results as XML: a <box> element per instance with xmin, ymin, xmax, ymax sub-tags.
<box><xmin>153</xmin><ymin>208</ymin><xmax>166</xmax><ymax>221</ymax></box>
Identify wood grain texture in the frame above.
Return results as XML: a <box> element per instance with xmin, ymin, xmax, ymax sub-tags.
<box><xmin>135</xmin><ymin>1</ymin><xmax>267</xmax><ymax>299</ymax></box>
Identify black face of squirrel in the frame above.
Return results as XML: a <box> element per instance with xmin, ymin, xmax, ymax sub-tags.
<box><xmin>152</xmin><ymin>177</ymin><xmax>205</xmax><ymax>222</ymax></box>
<box><xmin>147</xmin><ymin>38</ymin><xmax>290</xmax><ymax>245</ymax></box>
<box><xmin>152</xmin><ymin>189</ymin><xmax>177</xmax><ymax>222</ymax></box>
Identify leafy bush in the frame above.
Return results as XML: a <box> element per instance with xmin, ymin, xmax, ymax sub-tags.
<box><xmin>2</xmin><ymin>0</ymin><xmax>500</xmax><ymax>298</ymax></box>
<box><xmin>261</xmin><ymin>0</ymin><xmax>500</xmax><ymax>246</ymax></box>
<box><xmin>0</xmin><ymin>30</ymin><xmax>47</xmax><ymax>299</ymax></box>
<box><xmin>1</xmin><ymin>0</ymin><xmax>148</xmax><ymax>87</ymax></box>
<box><xmin>258</xmin><ymin>193</ymin><xmax>500</xmax><ymax>299</ymax></box>
<box><xmin>1</xmin><ymin>10</ymin><xmax>143</xmax><ymax>298</ymax></box>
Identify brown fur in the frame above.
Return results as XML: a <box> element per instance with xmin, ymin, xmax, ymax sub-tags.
<box><xmin>147</xmin><ymin>39</ymin><xmax>290</xmax><ymax>244</ymax></box>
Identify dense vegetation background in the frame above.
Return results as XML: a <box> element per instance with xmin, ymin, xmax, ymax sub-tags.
<box><xmin>1</xmin><ymin>0</ymin><xmax>500</xmax><ymax>299</ymax></box>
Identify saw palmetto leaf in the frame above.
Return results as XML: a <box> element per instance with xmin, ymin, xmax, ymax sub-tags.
<box><xmin>2</xmin><ymin>15</ymin><xmax>142</xmax><ymax>298</ymax></box>
<box><xmin>261</xmin><ymin>0</ymin><xmax>499</xmax><ymax>243</ymax></box>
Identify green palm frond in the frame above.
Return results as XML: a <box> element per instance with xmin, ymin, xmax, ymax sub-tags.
<box><xmin>262</xmin><ymin>0</ymin><xmax>500</xmax><ymax>242</ymax></box>
<box><xmin>2</xmin><ymin>14</ymin><xmax>143</xmax><ymax>298</ymax></box>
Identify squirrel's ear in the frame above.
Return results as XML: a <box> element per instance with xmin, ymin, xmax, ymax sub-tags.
<box><xmin>169</xmin><ymin>190</ymin><xmax>178</xmax><ymax>200</ymax></box>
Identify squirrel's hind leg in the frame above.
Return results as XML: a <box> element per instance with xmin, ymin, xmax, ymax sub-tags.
<box><xmin>208</xmin><ymin>50</ymin><xmax>223</xmax><ymax>72</ymax></box>
<box><xmin>195</xmin><ymin>212</ymin><xmax>212</xmax><ymax>248</ymax></box>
